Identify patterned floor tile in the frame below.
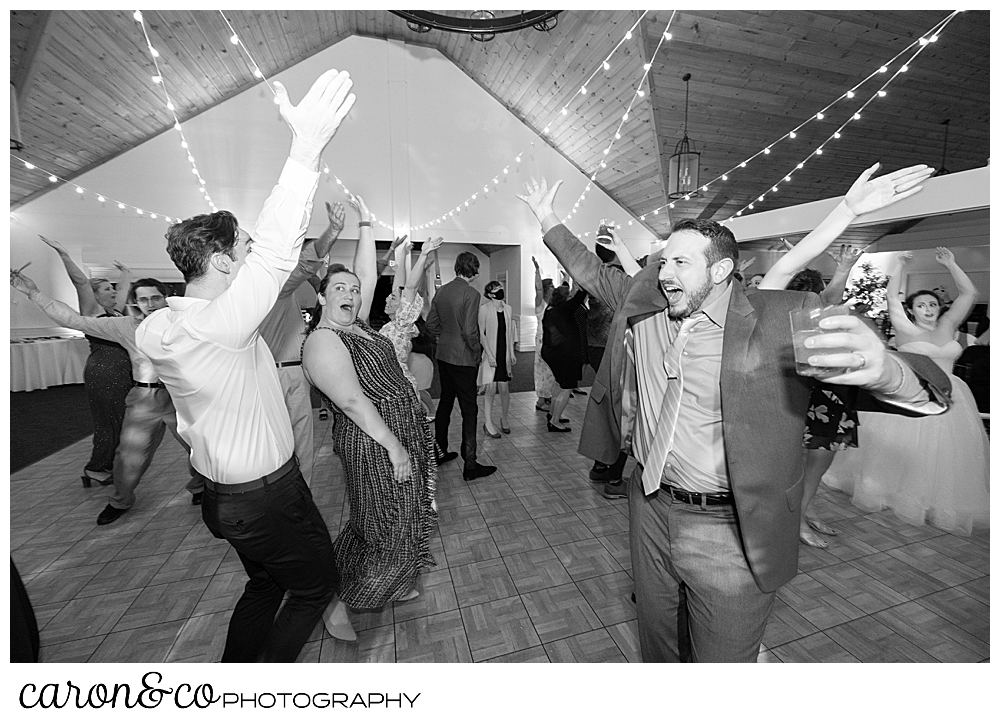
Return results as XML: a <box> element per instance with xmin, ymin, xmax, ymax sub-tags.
<box><xmin>886</xmin><ymin>541</ymin><xmax>983</xmax><ymax>587</ymax></box>
<box><xmin>915</xmin><ymin>587</ymin><xmax>990</xmax><ymax>642</ymax></box>
<box><xmin>919</xmin><ymin>534</ymin><xmax>991</xmax><ymax>574</ymax></box>
<box><xmin>451</xmin><ymin>558</ymin><xmax>519</xmax><ymax>607</ymax></box>
<box><xmin>165</xmin><ymin>611</ymin><xmax>230</xmax><ymax>662</ymax></box>
<box><xmin>76</xmin><ymin>554</ymin><xmax>171</xmax><ymax>598</ymax></box>
<box><xmin>24</xmin><ymin>562</ymin><xmax>106</xmax><ymax>604</ymax></box>
<box><xmin>807</xmin><ymin>562</ymin><xmax>910</xmax><ymax>614</ymax></box>
<box><xmin>39</xmin><ymin>636</ymin><xmax>105</xmax><ymax>663</ymax></box>
<box><xmin>392</xmin><ymin>569</ymin><xmax>459</xmax><ymax>622</ymax></box>
<box><xmin>873</xmin><ymin>601</ymin><xmax>989</xmax><ymax>662</ymax></box>
<box><xmin>606</xmin><ymin>619</ymin><xmax>641</xmax><ymax>663</ymax></box>
<box><xmin>575</xmin><ymin>571</ymin><xmax>636</xmax><ymax>626</ymax></box>
<box><xmin>190</xmin><ymin>571</ymin><xmax>247</xmax><ymax>617</ymax></box>
<box><xmin>477</xmin><ymin>498</ymin><xmax>533</xmax><ymax>527</ymax></box>
<box><xmin>480</xmin><ymin>645</ymin><xmax>550</xmax><ymax>663</ymax></box>
<box><xmin>502</xmin><ymin>548</ymin><xmax>573</xmax><ymax>593</ymax></box>
<box><xmin>534</xmin><ymin>511</ymin><xmax>596</xmax><ymax>546</ymax></box>
<box><xmin>41</xmin><ymin>589</ymin><xmax>143</xmax><ymax>646</ymax></box>
<box><xmin>112</xmin><ymin>577</ymin><xmax>212</xmax><ymax>632</ymax></box>
<box><xmin>823</xmin><ymin>615</ymin><xmax>939</xmax><ymax>662</ymax></box>
<box><xmin>395</xmin><ymin>609</ymin><xmax>473</xmax><ymax>663</ymax></box>
<box><xmin>488</xmin><ymin>519</ymin><xmax>549</xmax><ymax>556</ymax></box>
<box><xmin>769</xmin><ymin>631</ymin><xmax>861</xmax><ymax>663</ymax></box>
<box><xmin>763</xmin><ymin>596</ymin><xmax>821</xmax><ymax>649</ymax></box>
<box><xmin>440</xmin><ymin>529</ymin><xmax>500</xmax><ymax>566</ymax></box>
<box><xmin>955</xmin><ymin>576</ymin><xmax>989</xmax><ymax>606</ymax></box>
<box><xmin>89</xmin><ymin>620</ymin><xmax>186</xmax><ymax>663</ymax></box>
<box><xmin>775</xmin><ymin>573</ymin><xmax>867</xmax><ymax>630</ymax></box>
<box><xmin>521</xmin><ymin>582</ymin><xmax>603</xmax><ymax>643</ymax></box>
<box><xmin>436</xmin><ymin>504</ymin><xmax>489</xmax><ymax>535</ymax></box>
<box><xmin>846</xmin><ymin>551</ymin><xmax>949</xmax><ymax>600</ymax></box>
<box><xmin>551</xmin><ymin>538</ymin><xmax>623</xmax><ymax>581</ymax></box>
<box><xmin>518</xmin><ymin>492</ymin><xmax>576</xmax><ymax>518</ymax></box>
<box><xmin>320</xmin><ymin>624</ymin><xmax>395</xmax><ymax>663</ymax></box>
<box><xmin>595</xmin><ymin>532</ymin><xmax>632</xmax><ymax>572</ymax></box>
<box><xmin>110</xmin><ymin>525</ymin><xmax>189</xmax><ymax>561</ymax></box>
<box><xmin>147</xmin><ymin>544</ymin><xmax>227</xmax><ymax>586</ymax></box>
<box><xmin>460</xmin><ymin>596</ymin><xmax>541</xmax><ymax>662</ymax></box>
<box><xmin>574</xmin><ymin>507</ymin><xmax>630</xmax><ymax>537</ymax></box>
<box><xmin>543</xmin><ymin>628</ymin><xmax>627</xmax><ymax>663</ymax></box>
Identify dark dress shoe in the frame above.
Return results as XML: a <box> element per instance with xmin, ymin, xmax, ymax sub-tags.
<box><xmin>547</xmin><ymin>421</ymin><xmax>572</xmax><ymax>433</ymax></box>
<box><xmin>602</xmin><ymin>480</ymin><xmax>627</xmax><ymax>499</ymax></box>
<box><xmin>546</xmin><ymin>413</ymin><xmax>570</xmax><ymax>424</ymax></box>
<box><xmin>436</xmin><ymin>451</ymin><xmax>459</xmax><ymax>466</ymax></box>
<box><xmin>463</xmin><ymin>463</ymin><xmax>497</xmax><ymax>481</ymax></box>
<box><xmin>96</xmin><ymin>504</ymin><xmax>126</xmax><ymax>526</ymax></box>
<box><xmin>483</xmin><ymin>424</ymin><xmax>501</xmax><ymax>439</ymax></box>
<box><xmin>500</xmin><ymin>425</ymin><xmax>511</xmax><ymax>434</ymax></box>
<box><xmin>191</xmin><ymin>492</ymin><xmax>203</xmax><ymax>506</ymax></box>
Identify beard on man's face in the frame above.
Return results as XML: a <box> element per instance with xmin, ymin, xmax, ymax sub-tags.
<box><xmin>661</xmin><ymin>272</ymin><xmax>713</xmax><ymax>320</ymax></box>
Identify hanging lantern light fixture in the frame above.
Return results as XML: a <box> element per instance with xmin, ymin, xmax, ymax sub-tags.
<box><xmin>668</xmin><ymin>73</ymin><xmax>700</xmax><ymax>200</ymax></box>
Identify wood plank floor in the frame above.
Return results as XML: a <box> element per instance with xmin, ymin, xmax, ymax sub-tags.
<box><xmin>11</xmin><ymin>391</ymin><xmax>990</xmax><ymax>663</ymax></box>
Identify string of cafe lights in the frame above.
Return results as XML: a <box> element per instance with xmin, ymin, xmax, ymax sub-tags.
<box><xmin>133</xmin><ymin>10</ymin><xmax>218</xmax><ymax>212</ymax></box>
<box><xmin>405</xmin><ymin>10</ymin><xmax>656</xmax><ymax>235</ymax></box>
<box><xmin>723</xmin><ymin>11</ymin><xmax>959</xmax><ymax>220</ymax></box>
<box><xmin>563</xmin><ymin>10</ymin><xmax>678</xmax><ymax>236</ymax></box>
<box><xmin>11</xmin><ymin>153</ymin><xmax>183</xmax><ymax>223</ymax></box>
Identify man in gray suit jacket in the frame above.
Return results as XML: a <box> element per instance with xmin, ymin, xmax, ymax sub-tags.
<box><xmin>427</xmin><ymin>251</ymin><xmax>497</xmax><ymax>481</ymax></box>
<box><xmin>518</xmin><ymin>178</ymin><xmax>951</xmax><ymax>662</ymax></box>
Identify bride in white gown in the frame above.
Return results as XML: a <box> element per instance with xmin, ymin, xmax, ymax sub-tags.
<box><xmin>824</xmin><ymin>247</ymin><xmax>989</xmax><ymax>536</ymax></box>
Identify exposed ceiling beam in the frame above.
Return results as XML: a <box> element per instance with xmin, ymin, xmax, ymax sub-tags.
<box><xmin>12</xmin><ymin>10</ymin><xmax>53</xmax><ymax>104</ymax></box>
<box><xmin>637</xmin><ymin>17</ymin><xmax>672</xmax><ymax>235</ymax></box>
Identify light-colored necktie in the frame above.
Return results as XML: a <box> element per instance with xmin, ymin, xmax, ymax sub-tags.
<box><xmin>641</xmin><ymin>315</ymin><xmax>701</xmax><ymax>495</ymax></box>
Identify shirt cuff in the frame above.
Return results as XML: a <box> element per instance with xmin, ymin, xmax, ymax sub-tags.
<box><xmin>278</xmin><ymin>156</ymin><xmax>322</xmax><ymax>195</ymax></box>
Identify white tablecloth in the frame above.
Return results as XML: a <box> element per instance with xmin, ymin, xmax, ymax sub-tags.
<box><xmin>10</xmin><ymin>337</ymin><xmax>91</xmax><ymax>392</ymax></box>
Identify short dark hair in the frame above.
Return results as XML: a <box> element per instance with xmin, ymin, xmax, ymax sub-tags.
<box><xmin>788</xmin><ymin>269</ymin><xmax>825</xmax><ymax>294</ymax></box>
<box><xmin>127</xmin><ymin>278</ymin><xmax>169</xmax><ymax>306</ymax></box>
<box><xmin>454</xmin><ymin>251</ymin><xmax>480</xmax><ymax>278</ymax></box>
<box><xmin>484</xmin><ymin>280</ymin><xmax>503</xmax><ymax>297</ymax></box>
<box><xmin>308</xmin><ymin>264</ymin><xmax>360</xmax><ymax>331</ymax></box>
<box><xmin>904</xmin><ymin>289</ymin><xmax>945</xmax><ymax>322</ymax></box>
<box><xmin>166</xmin><ymin>210</ymin><xmax>240</xmax><ymax>283</ymax></box>
<box><xmin>669</xmin><ymin>218</ymin><xmax>739</xmax><ymax>273</ymax></box>
<box><xmin>550</xmin><ymin>285</ymin><xmax>571</xmax><ymax>306</ymax></box>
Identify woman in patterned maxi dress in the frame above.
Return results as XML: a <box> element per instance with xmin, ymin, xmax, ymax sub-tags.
<box><xmin>302</xmin><ymin>198</ymin><xmax>436</xmax><ymax>610</ymax></box>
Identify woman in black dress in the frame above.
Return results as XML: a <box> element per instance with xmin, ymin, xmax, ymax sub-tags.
<box><xmin>39</xmin><ymin>235</ymin><xmax>132</xmax><ymax>487</ymax></box>
<box><xmin>478</xmin><ymin>280</ymin><xmax>516</xmax><ymax>437</ymax></box>
<box><xmin>541</xmin><ymin>284</ymin><xmax>587</xmax><ymax>432</ymax></box>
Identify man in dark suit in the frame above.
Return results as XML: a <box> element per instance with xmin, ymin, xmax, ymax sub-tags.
<box><xmin>518</xmin><ymin>178</ymin><xmax>951</xmax><ymax>662</ymax></box>
<box><xmin>427</xmin><ymin>251</ymin><xmax>497</xmax><ymax>481</ymax></box>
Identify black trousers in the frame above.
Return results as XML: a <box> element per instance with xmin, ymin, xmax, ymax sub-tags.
<box><xmin>434</xmin><ymin>360</ymin><xmax>479</xmax><ymax>468</ymax></box>
<box><xmin>201</xmin><ymin>460</ymin><xmax>338</xmax><ymax>663</ymax></box>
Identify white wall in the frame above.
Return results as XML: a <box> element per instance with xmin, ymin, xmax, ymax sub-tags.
<box><xmin>10</xmin><ymin>34</ymin><xmax>655</xmax><ymax>331</ymax></box>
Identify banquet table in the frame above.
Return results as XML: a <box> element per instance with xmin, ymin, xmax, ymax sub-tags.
<box><xmin>10</xmin><ymin>336</ymin><xmax>91</xmax><ymax>392</ymax></box>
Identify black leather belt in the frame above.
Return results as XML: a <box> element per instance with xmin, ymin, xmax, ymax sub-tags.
<box><xmin>660</xmin><ymin>483</ymin><xmax>733</xmax><ymax>506</ymax></box>
<box><xmin>133</xmin><ymin>381</ymin><xmax>165</xmax><ymax>388</ymax></box>
<box><xmin>276</xmin><ymin>360</ymin><xmax>302</xmax><ymax>368</ymax></box>
<box><xmin>202</xmin><ymin>458</ymin><xmax>297</xmax><ymax>495</ymax></box>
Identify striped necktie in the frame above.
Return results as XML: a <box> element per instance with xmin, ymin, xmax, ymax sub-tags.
<box><xmin>641</xmin><ymin>314</ymin><xmax>702</xmax><ymax>495</ymax></box>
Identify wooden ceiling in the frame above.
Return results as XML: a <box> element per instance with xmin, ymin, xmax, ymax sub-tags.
<box><xmin>10</xmin><ymin>10</ymin><xmax>990</xmax><ymax>244</ymax></box>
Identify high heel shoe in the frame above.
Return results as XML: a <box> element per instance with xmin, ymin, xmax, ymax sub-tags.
<box><xmin>483</xmin><ymin>424</ymin><xmax>500</xmax><ymax>439</ymax></box>
<box><xmin>546</xmin><ymin>413</ymin><xmax>570</xmax><ymax>424</ymax></box>
<box><xmin>81</xmin><ymin>470</ymin><xmax>113</xmax><ymax>488</ymax></box>
<box><xmin>500</xmin><ymin>424</ymin><xmax>511</xmax><ymax>434</ymax></box>
<box><xmin>547</xmin><ymin>421</ymin><xmax>571</xmax><ymax>433</ymax></box>
<box><xmin>322</xmin><ymin>598</ymin><xmax>356</xmax><ymax>642</ymax></box>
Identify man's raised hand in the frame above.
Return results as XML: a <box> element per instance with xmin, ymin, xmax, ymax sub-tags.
<box><xmin>276</xmin><ymin>70</ymin><xmax>356</xmax><ymax>170</ymax></box>
<box><xmin>517</xmin><ymin>178</ymin><xmax>563</xmax><ymax>224</ymax></box>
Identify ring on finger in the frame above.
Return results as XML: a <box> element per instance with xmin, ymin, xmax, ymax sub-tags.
<box><xmin>856</xmin><ymin>353</ymin><xmax>866</xmax><ymax>369</ymax></box>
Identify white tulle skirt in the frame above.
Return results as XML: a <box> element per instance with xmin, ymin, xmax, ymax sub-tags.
<box><xmin>823</xmin><ymin>373</ymin><xmax>989</xmax><ymax>536</ymax></box>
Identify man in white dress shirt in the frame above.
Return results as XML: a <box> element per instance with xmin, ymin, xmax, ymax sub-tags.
<box><xmin>137</xmin><ymin>69</ymin><xmax>356</xmax><ymax>663</ymax></box>
<box><xmin>259</xmin><ymin>200</ymin><xmax>344</xmax><ymax>487</ymax></box>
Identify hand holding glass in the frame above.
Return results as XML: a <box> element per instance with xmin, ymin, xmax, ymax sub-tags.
<box><xmin>790</xmin><ymin>305</ymin><xmax>854</xmax><ymax>377</ymax></box>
